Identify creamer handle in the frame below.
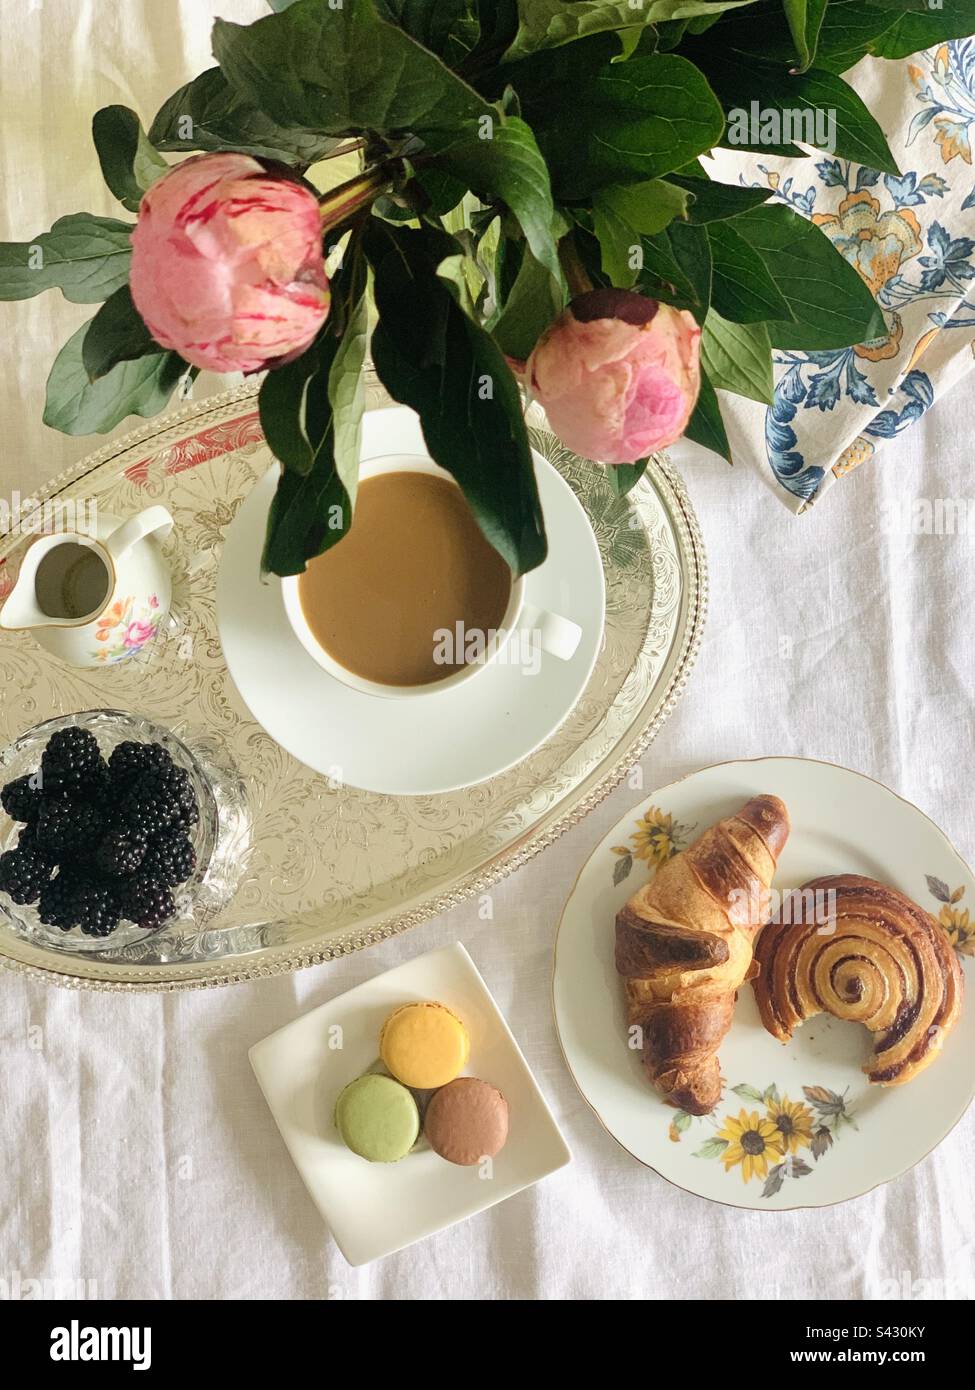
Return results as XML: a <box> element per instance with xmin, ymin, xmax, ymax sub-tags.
<box><xmin>104</xmin><ymin>507</ymin><xmax>174</xmax><ymax>562</ymax></box>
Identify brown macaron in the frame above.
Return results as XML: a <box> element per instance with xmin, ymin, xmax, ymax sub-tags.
<box><xmin>423</xmin><ymin>1077</ymin><xmax>509</xmax><ymax>1166</ymax></box>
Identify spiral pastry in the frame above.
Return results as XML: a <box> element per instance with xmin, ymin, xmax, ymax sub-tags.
<box><xmin>753</xmin><ymin>874</ymin><xmax>963</xmax><ymax>1086</ymax></box>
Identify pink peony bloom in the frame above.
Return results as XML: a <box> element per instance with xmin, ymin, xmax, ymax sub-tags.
<box><xmin>526</xmin><ymin>289</ymin><xmax>701</xmax><ymax>464</ymax></box>
<box><xmin>130</xmin><ymin>153</ymin><xmax>330</xmax><ymax>374</ymax></box>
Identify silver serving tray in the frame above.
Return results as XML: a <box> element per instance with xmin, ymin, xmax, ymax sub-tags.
<box><xmin>0</xmin><ymin>381</ymin><xmax>706</xmax><ymax>989</ymax></box>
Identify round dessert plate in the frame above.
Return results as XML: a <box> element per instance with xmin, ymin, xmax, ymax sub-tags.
<box><xmin>553</xmin><ymin>757</ymin><xmax>975</xmax><ymax>1209</ymax></box>
<box><xmin>217</xmin><ymin>406</ymin><xmax>606</xmax><ymax>796</ymax></box>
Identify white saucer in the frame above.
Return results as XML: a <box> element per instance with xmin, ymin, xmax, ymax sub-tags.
<box><xmin>217</xmin><ymin>406</ymin><xmax>606</xmax><ymax>795</ymax></box>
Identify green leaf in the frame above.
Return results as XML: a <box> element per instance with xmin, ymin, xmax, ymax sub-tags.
<box><xmin>328</xmin><ymin>269</ymin><xmax>372</xmax><ymax>514</ymax></box>
<box><xmin>597</xmin><ymin>180</ymin><xmax>692</xmax><ymax>238</ymax></box>
<box><xmin>0</xmin><ymin>213</ymin><xmax>132</xmax><ymax>304</ymax></box>
<box><xmin>261</xmin><ymin>432</ymin><xmax>350</xmax><ymax>578</ymax></box>
<box><xmin>213</xmin><ymin>0</ymin><xmax>491</xmax><ymax>138</ymax></box>
<box><xmin>92</xmin><ymin>106</ymin><xmax>169</xmax><ymax>214</ymax></box>
<box><xmin>259</xmin><ymin>347</ymin><xmax>333</xmax><ymax>481</ymax></box>
<box><xmin>683</xmin><ymin>371</ymin><xmax>731</xmax><ymax>462</ymax></box>
<box><xmin>488</xmin><ymin>244</ymin><xmax>564</xmax><ymax>361</ymax></box>
<box><xmin>260</xmin><ymin>254</ymin><xmax>369</xmax><ymax>571</ymax></box>
<box><xmin>606</xmin><ymin>459</ymin><xmax>649</xmax><ymax>497</ymax></box>
<box><xmin>734</xmin><ymin>203</ymin><xmax>886</xmax><ymax>350</ymax></box>
<box><xmin>261</xmin><ymin>264</ymin><xmax>371</xmax><ymax>576</ymax></box>
<box><xmin>809</xmin><ymin>1</ymin><xmax>900</xmax><ymax>71</ymax></box>
<box><xmin>44</xmin><ymin>321</ymin><xmax>187</xmax><ymax>436</ymax></box>
<box><xmin>149</xmin><ymin>67</ymin><xmax>341</xmax><ymax>167</ymax></box>
<box><xmin>673</xmin><ymin>1109</ymin><xmax>693</xmax><ymax>1132</ymax></box>
<box><xmin>782</xmin><ymin>0</ymin><xmax>828</xmax><ymax>71</ymax></box>
<box><xmin>502</xmin><ymin>0</ymin><xmax>760</xmax><ymax>60</ymax></box>
<box><xmin>696</xmin><ymin>53</ymin><xmax>900</xmax><ymax>174</ymax></box>
<box><xmin>592</xmin><ymin>199</ymin><xmax>643</xmax><ymax>288</ymax></box>
<box><xmin>365</xmin><ymin>221</ymin><xmax>547</xmax><ymax>576</ymax></box>
<box><xmin>633</xmin><ymin>232</ymin><xmax>702</xmax><ymax>310</ymax></box>
<box><xmin>529</xmin><ymin>53</ymin><xmax>726</xmax><ymax>198</ymax></box>
<box><xmin>764</xmin><ymin>1083</ymin><xmax>781</xmax><ymax>1105</ymax></box>
<box><xmin>869</xmin><ymin>5</ymin><xmax>975</xmax><ymax>60</ymax></box>
<box><xmin>701</xmin><ymin>312</ymin><xmax>773</xmax><ymax>405</ymax></box>
<box><xmin>667</xmin><ymin>221</ymin><xmax>712</xmax><ymax>324</ymax></box>
<box><xmin>81</xmin><ymin>284</ymin><xmax>157</xmax><ymax>382</ymax></box>
<box><xmin>423</xmin><ymin>116</ymin><xmax>560</xmax><ymax>281</ymax></box>
<box><xmin>376</xmin><ymin>0</ymin><xmax>481</xmax><ymax>63</ymax></box>
<box><xmin>707</xmin><ymin>220</ymin><xmax>793</xmax><ymax>324</ymax></box>
<box><xmin>668</xmin><ymin>171</ymin><xmax>773</xmax><ymax>224</ymax></box>
<box><xmin>731</xmin><ymin>1083</ymin><xmax>765</xmax><ymax>1102</ymax></box>
<box><xmin>693</xmin><ymin>1137</ymin><xmax>729</xmax><ymax>1159</ymax></box>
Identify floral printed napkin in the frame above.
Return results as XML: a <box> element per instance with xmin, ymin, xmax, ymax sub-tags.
<box><xmin>707</xmin><ymin>40</ymin><xmax>975</xmax><ymax>512</ymax></box>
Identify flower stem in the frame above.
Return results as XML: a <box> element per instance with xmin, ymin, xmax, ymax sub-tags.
<box><xmin>318</xmin><ymin>166</ymin><xmax>392</xmax><ymax>235</ymax></box>
<box><xmin>558</xmin><ymin>233</ymin><xmax>594</xmax><ymax>298</ymax></box>
<box><xmin>320</xmin><ymin>138</ymin><xmax>368</xmax><ymax>161</ymax></box>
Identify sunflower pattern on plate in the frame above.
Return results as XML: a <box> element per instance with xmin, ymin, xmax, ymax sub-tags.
<box><xmin>610</xmin><ymin>804</ymin><xmax>696</xmax><ymax>886</ymax></box>
<box><xmin>668</xmin><ymin>1083</ymin><xmax>858</xmax><ymax>1199</ymax></box>
<box><xmin>927</xmin><ymin>875</ymin><xmax>975</xmax><ymax>956</ymax></box>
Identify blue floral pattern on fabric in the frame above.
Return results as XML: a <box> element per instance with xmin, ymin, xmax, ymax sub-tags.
<box><xmin>748</xmin><ymin>42</ymin><xmax>975</xmax><ymax>504</ymax></box>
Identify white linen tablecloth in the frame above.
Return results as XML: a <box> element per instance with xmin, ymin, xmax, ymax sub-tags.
<box><xmin>2</xmin><ymin>2</ymin><xmax>974</xmax><ymax>1302</ymax></box>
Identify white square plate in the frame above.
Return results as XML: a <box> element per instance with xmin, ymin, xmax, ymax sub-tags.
<box><xmin>250</xmin><ymin>943</ymin><xmax>571</xmax><ymax>1265</ymax></box>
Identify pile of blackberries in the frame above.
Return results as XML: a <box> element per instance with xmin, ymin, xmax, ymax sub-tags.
<box><xmin>0</xmin><ymin>727</ymin><xmax>199</xmax><ymax>938</ymax></box>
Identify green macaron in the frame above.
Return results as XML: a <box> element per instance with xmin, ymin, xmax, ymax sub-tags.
<box><xmin>334</xmin><ymin>1073</ymin><xmax>420</xmax><ymax>1163</ymax></box>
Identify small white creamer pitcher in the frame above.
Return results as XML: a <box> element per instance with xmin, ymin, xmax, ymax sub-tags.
<box><xmin>0</xmin><ymin>506</ymin><xmax>174</xmax><ymax>668</ymax></box>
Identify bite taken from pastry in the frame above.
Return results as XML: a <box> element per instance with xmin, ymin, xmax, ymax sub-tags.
<box><xmin>615</xmin><ymin>794</ymin><xmax>790</xmax><ymax>1115</ymax></box>
<box><xmin>753</xmin><ymin>873</ymin><xmax>964</xmax><ymax>1086</ymax></box>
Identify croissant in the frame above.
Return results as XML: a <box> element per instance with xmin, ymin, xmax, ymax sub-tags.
<box><xmin>753</xmin><ymin>874</ymin><xmax>963</xmax><ymax>1085</ymax></box>
<box><xmin>615</xmin><ymin>794</ymin><xmax>790</xmax><ymax>1115</ymax></box>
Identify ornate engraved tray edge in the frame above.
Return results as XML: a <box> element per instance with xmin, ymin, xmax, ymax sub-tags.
<box><xmin>0</xmin><ymin>384</ymin><xmax>707</xmax><ymax>991</ymax></box>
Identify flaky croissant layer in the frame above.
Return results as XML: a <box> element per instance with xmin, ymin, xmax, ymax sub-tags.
<box><xmin>616</xmin><ymin>794</ymin><xmax>790</xmax><ymax>1115</ymax></box>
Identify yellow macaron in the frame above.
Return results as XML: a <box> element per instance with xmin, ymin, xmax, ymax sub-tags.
<box><xmin>379</xmin><ymin>1001</ymin><xmax>470</xmax><ymax>1089</ymax></box>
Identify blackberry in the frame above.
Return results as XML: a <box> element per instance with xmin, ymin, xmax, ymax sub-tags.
<box><xmin>36</xmin><ymin>798</ymin><xmax>105</xmax><ymax>860</ymax></box>
<box><xmin>142</xmin><ymin>831</ymin><xmax>196</xmax><ymax>887</ymax></box>
<box><xmin>67</xmin><ymin>879</ymin><xmax>121</xmax><ymax>938</ymax></box>
<box><xmin>95</xmin><ymin>826</ymin><xmax>148</xmax><ymax>878</ymax></box>
<box><xmin>39</xmin><ymin>872</ymin><xmax>79</xmax><ymax>930</ymax></box>
<box><xmin>1</xmin><ymin>774</ymin><xmax>43</xmax><ymax>824</ymax></box>
<box><xmin>108</xmin><ymin>740</ymin><xmax>175</xmax><ymax>788</ymax></box>
<box><xmin>118</xmin><ymin>875</ymin><xmax>175</xmax><ymax>931</ymax></box>
<box><xmin>16</xmin><ymin>821</ymin><xmax>57</xmax><ymax>865</ymax></box>
<box><xmin>118</xmin><ymin>787</ymin><xmax>183</xmax><ymax>839</ymax></box>
<box><xmin>41</xmin><ymin>727</ymin><xmax>107</xmax><ymax>800</ymax></box>
<box><xmin>0</xmin><ymin>845</ymin><xmax>52</xmax><ymax>905</ymax></box>
<box><xmin>82</xmin><ymin>762</ymin><xmax>112</xmax><ymax>810</ymax></box>
<box><xmin>162</xmin><ymin>766</ymin><xmax>200</xmax><ymax>830</ymax></box>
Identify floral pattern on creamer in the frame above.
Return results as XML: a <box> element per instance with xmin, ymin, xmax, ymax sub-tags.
<box><xmin>94</xmin><ymin>593</ymin><xmax>160</xmax><ymax>664</ymax></box>
<box><xmin>669</xmin><ymin>1082</ymin><xmax>858</xmax><ymax>1199</ymax></box>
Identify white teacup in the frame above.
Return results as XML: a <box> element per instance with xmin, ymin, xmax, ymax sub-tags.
<box><xmin>281</xmin><ymin>453</ymin><xmax>582</xmax><ymax>700</ymax></box>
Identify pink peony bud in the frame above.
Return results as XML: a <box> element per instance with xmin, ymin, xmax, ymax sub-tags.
<box><xmin>130</xmin><ymin>153</ymin><xmax>330</xmax><ymax>374</ymax></box>
<box><xmin>526</xmin><ymin>289</ymin><xmax>701</xmax><ymax>464</ymax></box>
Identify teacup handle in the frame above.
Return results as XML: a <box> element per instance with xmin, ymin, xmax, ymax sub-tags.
<box><xmin>104</xmin><ymin>506</ymin><xmax>174</xmax><ymax>562</ymax></box>
<box><xmin>519</xmin><ymin>602</ymin><xmax>583</xmax><ymax>662</ymax></box>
